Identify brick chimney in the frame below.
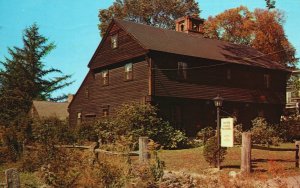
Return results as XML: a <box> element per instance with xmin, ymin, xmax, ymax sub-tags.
<box><xmin>175</xmin><ymin>15</ymin><xmax>204</xmax><ymax>36</ymax></box>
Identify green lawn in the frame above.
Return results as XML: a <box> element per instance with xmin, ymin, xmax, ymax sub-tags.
<box><xmin>159</xmin><ymin>143</ymin><xmax>299</xmax><ymax>177</ymax></box>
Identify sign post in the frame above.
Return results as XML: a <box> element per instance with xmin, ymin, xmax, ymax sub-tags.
<box><xmin>221</xmin><ymin>118</ymin><xmax>234</xmax><ymax>147</ymax></box>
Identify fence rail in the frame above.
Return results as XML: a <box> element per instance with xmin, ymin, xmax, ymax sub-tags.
<box><xmin>241</xmin><ymin>133</ymin><xmax>300</xmax><ymax>173</ymax></box>
<box><xmin>24</xmin><ymin>137</ymin><xmax>150</xmax><ymax>161</ymax></box>
<box><xmin>252</xmin><ymin>145</ymin><xmax>298</xmax><ymax>152</ymax></box>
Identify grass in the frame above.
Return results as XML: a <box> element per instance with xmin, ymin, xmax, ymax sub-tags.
<box><xmin>0</xmin><ymin>142</ymin><xmax>298</xmax><ymax>186</ymax></box>
<box><xmin>158</xmin><ymin>142</ymin><xmax>299</xmax><ymax>177</ymax></box>
<box><xmin>0</xmin><ymin>162</ymin><xmax>43</xmax><ymax>187</ymax></box>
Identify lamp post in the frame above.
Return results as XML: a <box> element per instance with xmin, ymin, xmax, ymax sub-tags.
<box><xmin>213</xmin><ymin>95</ymin><xmax>223</xmax><ymax>170</ymax></box>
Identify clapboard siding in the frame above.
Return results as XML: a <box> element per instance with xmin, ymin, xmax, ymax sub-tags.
<box><xmin>151</xmin><ymin>53</ymin><xmax>286</xmax><ymax>104</ymax></box>
<box><xmin>89</xmin><ymin>23</ymin><xmax>148</xmax><ymax>69</ymax></box>
<box><xmin>69</xmin><ymin>60</ymin><xmax>149</xmax><ymax>126</ymax></box>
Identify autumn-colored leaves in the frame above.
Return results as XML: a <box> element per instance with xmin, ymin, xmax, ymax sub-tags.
<box><xmin>203</xmin><ymin>6</ymin><xmax>297</xmax><ymax>68</ymax></box>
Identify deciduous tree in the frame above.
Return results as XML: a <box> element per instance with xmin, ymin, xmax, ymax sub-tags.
<box><xmin>98</xmin><ymin>0</ymin><xmax>200</xmax><ymax>36</ymax></box>
<box><xmin>203</xmin><ymin>6</ymin><xmax>298</xmax><ymax>68</ymax></box>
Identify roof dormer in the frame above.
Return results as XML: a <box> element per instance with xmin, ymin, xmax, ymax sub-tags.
<box><xmin>175</xmin><ymin>15</ymin><xmax>204</xmax><ymax>35</ymax></box>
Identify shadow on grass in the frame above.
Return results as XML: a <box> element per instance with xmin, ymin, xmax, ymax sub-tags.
<box><xmin>222</xmin><ymin>165</ymin><xmax>240</xmax><ymax>169</ymax></box>
<box><xmin>252</xmin><ymin>158</ymin><xmax>295</xmax><ymax>163</ymax></box>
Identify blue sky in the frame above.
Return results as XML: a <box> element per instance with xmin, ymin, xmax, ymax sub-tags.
<box><xmin>0</xmin><ymin>0</ymin><xmax>299</xmax><ymax>98</ymax></box>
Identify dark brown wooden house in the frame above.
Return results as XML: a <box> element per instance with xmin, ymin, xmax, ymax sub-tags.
<box><xmin>68</xmin><ymin>16</ymin><xmax>290</xmax><ymax>136</ymax></box>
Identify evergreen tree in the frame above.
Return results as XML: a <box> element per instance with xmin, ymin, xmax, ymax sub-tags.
<box><xmin>0</xmin><ymin>24</ymin><xmax>72</xmax><ymax>125</ymax></box>
<box><xmin>98</xmin><ymin>0</ymin><xmax>200</xmax><ymax>36</ymax></box>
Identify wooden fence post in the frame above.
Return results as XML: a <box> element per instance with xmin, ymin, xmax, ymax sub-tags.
<box><xmin>241</xmin><ymin>132</ymin><xmax>251</xmax><ymax>173</ymax></box>
<box><xmin>5</xmin><ymin>168</ymin><xmax>20</xmax><ymax>188</ymax></box>
<box><xmin>296</xmin><ymin>141</ymin><xmax>300</xmax><ymax>168</ymax></box>
<box><xmin>139</xmin><ymin>137</ymin><xmax>149</xmax><ymax>162</ymax></box>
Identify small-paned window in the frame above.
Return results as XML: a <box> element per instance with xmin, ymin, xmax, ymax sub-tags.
<box><xmin>264</xmin><ymin>74</ymin><xmax>270</xmax><ymax>88</ymax></box>
<box><xmin>101</xmin><ymin>70</ymin><xmax>109</xmax><ymax>86</ymax></box>
<box><xmin>227</xmin><ymin>69</ymin><xmax>231</xmax><ymax>80</ymax></box>
<box><xmin>103</xmin><ymin>109</ymin><xmax>109</xmax><ymax>117</ymax></box>
<box><xmin>111</xmin><ymin>34</ymin><xmax>118</xmax><ymax>49</ymax></box>
<box><xmin>124</xmin><ymin>63</ymin><xmax>133</xmax><ymax>81</ymax></box>
<box><xmin>77</xmin><ymin>112</ymin><xmax>82</xmax><ymax>126</ymax></box>
<box><xmin>102</xmin><ymin>105</ymin><xmax>110</xmax><ymax>117</ymax></box>
<box><xmin>85</xmin><ymin>87</ymin><xmax>89</xmax><ymax>98</ymax></box>
<box><xmin>177</xmin><ymin>61</ymin><xmax>187</xmax><ymax>80</ymax></box>
<box><xmin>286</xmin><ymin>92</ymin><xmax>292</xmax><ymax>103</ymax></box>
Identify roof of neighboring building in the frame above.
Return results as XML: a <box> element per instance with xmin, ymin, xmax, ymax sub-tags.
<box><xmin>114</xmin><ymin>19</ymin><xmax>289</xmax><ymax>72</ymax></box>
<box><xmin>32</xmin><ymin>100</ymin><xmax>69</xmax><ymax>120</ymax></box>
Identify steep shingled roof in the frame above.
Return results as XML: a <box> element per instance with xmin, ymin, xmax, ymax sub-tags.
<box><xmin>114</xmin><ymin>19</ymin><xmax>289</xmax><ymax>71</ymax></box>
<box><xmin>31</xmin><ymin>101</ymin><xmax>69</xmax><ymax>120</ymax></box>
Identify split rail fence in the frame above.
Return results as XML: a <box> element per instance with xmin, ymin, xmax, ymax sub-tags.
<box><xmin>0</xmin><ymin>137</ymin><xmax>150</xmax><ymax>187</ymax></box>
<box><xmin>240</xmin><ymin>132</ymin><xmax>300</xmax><ymax>173</ymax></box>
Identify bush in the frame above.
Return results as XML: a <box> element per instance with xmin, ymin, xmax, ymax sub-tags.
<box><xmin>250</xmin><ymin>117</ymin><xmax>283</xmax><ymax>146</ymax></box>
<box><xmin>39</xmin><ymin>148</ymin><xmax>81</xmax><ymax>187</ymax></box>
<box><xmin>32</xmin><ymin>117</ymin><xmax>77</xmax><ymax>145</ymax></box>
<box><xmin>130</xmin><ymin>150</ymin><xmax>164</xmax><ymax>187</ymax></box>
<box><xmin>234</xmin><ymin>124</ymin><xmax>243</xmax><ymax>145</ymax></box>
<box><xmin>76</xmin><ymin>121</ymin><xmax>99</xmax><ymax>142</ymax></box>
<box><xmin>196</xmin><ymin>126</ymin><xmax>215</xmax><ymax>145</ymax></box>
<box><xmin>81</xmin><ymin>103</ymin><xmax>189</xmax><ymax>149</ymax></box>
<box><xmin>280</xmin><ymin>114</ymin><xmax>300</xmax><ymax>141</ymax></box>
<box><xmin>203</xmin><ymin>136</ymin><xmax>227</xmax><ymax>167</ymax></box>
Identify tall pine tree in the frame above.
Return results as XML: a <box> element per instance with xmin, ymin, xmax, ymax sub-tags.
<box><xmin>0</xmin><ymin>24</ymin><xmax>72</xmax><ymax>125</ymax></box>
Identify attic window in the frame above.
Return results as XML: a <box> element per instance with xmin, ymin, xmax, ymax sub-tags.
<box><xmin>111</xmin><ymin>34</ymin><xmax>118</xmax><ymax>49</ymax></box>
<box><xmin>177</xmin><ymin>61</ymin><xmax>187</xmax><ymax>80</ymax></box>
<box><xmin>124</xmin><ymin>63</ymin><xmax>133</xmax><ymax>81</ymax></box>
<box><xmin>264</xmin><ymin>74</ymin><xmax>270</xmax><ymax>88</ymax></box>
<box><xmin>101</xmin><ymin>69</ymin><xmax>109</xmax><ymax>86</ymax></box>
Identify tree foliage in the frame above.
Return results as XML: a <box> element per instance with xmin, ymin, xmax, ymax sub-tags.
<box><xmin>203</xmin><ymin>6</ymin><xmax>298</xmax><ymax>68</ymax></box>
<box><xmin>98</xmin><ymin>0</ymin><xmax>200</xmax><ymax>36</ymax></box>
<box><xmin>203</xmin><ymin>136</ymin><xmax>227</xmax><ymax>167</ymax></box>
<box><xmin>0</xmin><ymin>24</ymin><xmax>72</xmax><ymax>125</ymax></box>
<box><xmin>250</xmin><ymin>117</ymin><xmax>283</xmax><ymax>146</ymax></box>
<box><xmin>265</xmin><ymin>0</ymin><xmax>276</xmax><ymax>10</ymax></box>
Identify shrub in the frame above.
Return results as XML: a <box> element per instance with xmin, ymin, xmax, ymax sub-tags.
<box><xmin>250</xmin><ymin>117</ymin><xmax>283</xmax><ymax>146</ymax></box>
<box><xmin>0</xmin><ymin>147</ymin><xmax>12</xmax><ymax>164</ymax></box>
<box><xmin>130</xmin><ymin>150</ymin><xmax>164</xmax><ymax>187</ymax></box>
<box><xmin>280</xmin><ymin>114</ymin><xmax>300</xmax><ymax>141</ymax></box>
<box><xmin>32</xmin><ymin>117</ymin><xmax>77</xmax><ymax>145</ymax></box>
<box><xmin>203</xmin><ymin>136</ymin><xmax>227</xmax><ymax>167</ymax></box>
<box><xmin>39</xmin><ymin>148</ymin><xmax>81</xmax><ymax>187</ymax></box>
<box><xmin>83</xmin><ymin>103</ymin><xmax>189</xmax><ymax>149</ymax></box>
<box><xmin>76</xmin><ymin>121</ymin><xmax>99</xmax><ymax>142</ymax></box>
<box><xmin>234</xmin><ymin>124</ymin><xmax>243</xmax><ymax>145</ymax></box>
<box><xmin>196</xmin><ymin>126</ymin><xmax>215</xmax><ymax>145</ymax></box>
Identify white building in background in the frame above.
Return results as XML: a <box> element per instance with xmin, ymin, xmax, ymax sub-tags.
<box><xmin>286</xmin><ymin>70</ymin><xmax>300</xmax><ymax>113</ymax></box>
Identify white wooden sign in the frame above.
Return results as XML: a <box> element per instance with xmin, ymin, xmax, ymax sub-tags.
<box><xmin>221</xmin><ymin>118</ymin><xmax>234</xmax><ymax>147</ymax></box>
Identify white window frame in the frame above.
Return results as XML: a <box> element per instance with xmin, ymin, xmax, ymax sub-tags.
<box><xmin>124</xmin><ymin>63</ymin><xmax>133</xmax><ymax>81</ymax></box>
<box><xmin>111</xmin><ymin>34</ymin><xmax>118</xmax><ymax>49</ymax></box>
